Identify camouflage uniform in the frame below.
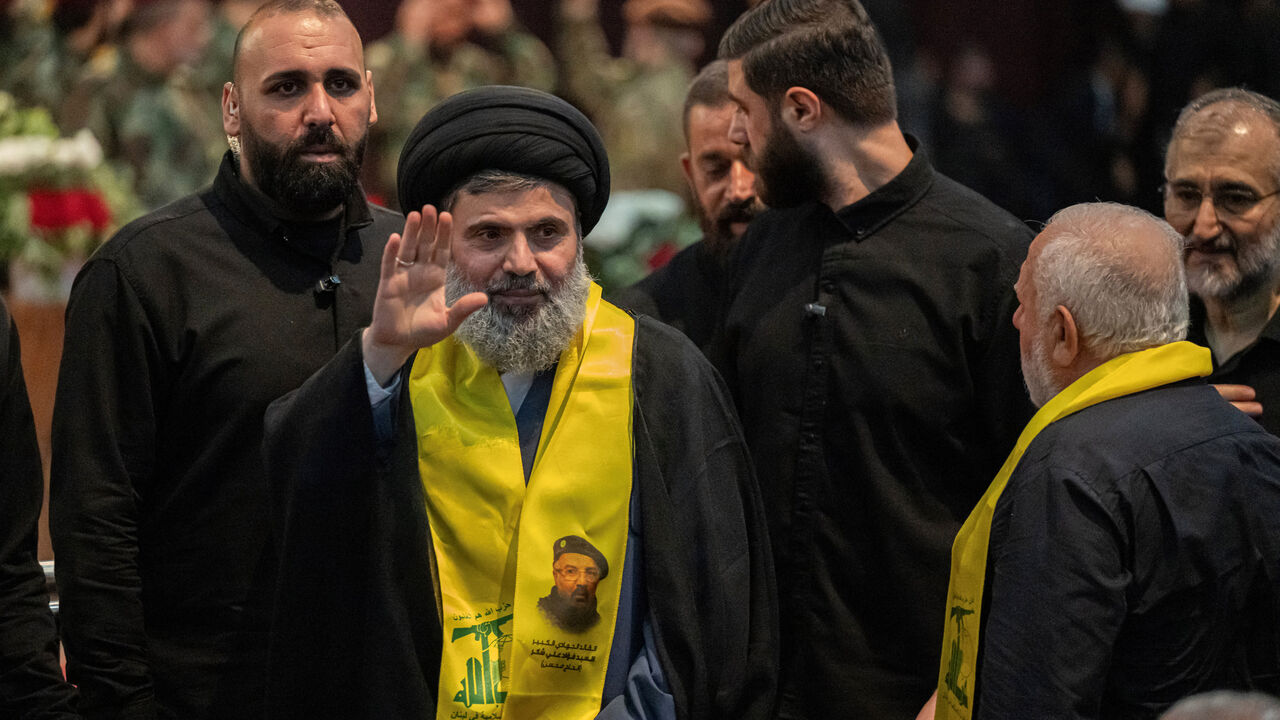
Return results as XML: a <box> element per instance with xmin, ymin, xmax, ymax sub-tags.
<box><xmin>0</xmin><ymin>11</ymin><xmax>102</xmax><ymax>114</ymax></box>
<box><xmin>192</xmin><ymin>11</ymin><xmax>239</xmax><ymax>103</ymax></box>
<box><xmin>60</xmin><ymin>52</ymin><xmax>224</xmax><ymax>211</ymax></box>
<box><xmin>557</xmin><ymin>7</ymin><xmax>692</xmax><ymax>194</ymax></box>
<box><xmin>364</xmin><ymin>28</ymin><xmax>556</xmax><ymax>209</ymax></box>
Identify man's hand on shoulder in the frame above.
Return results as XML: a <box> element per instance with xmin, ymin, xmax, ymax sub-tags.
<box><xmin>1213</xmin><ymin>383</ymin><xmax>1263</xmax><ymax>418</ymax></box>
<box><xmin>362</xmin><ymin>205</ymin><xmax>487</xmax><ymax>384</ymax></box>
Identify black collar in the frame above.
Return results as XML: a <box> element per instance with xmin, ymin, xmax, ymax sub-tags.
<box><xmin>211</xmin><ymin>150</ymin><xmax>376</xmax><ymax>241</ymax></box>
<box><xmin>832</xmin><ymin>133</ymin><xmax>933</xmax><ymax>241</ymax></box>
<box><xmin>1188</xmin><ymin>294</ymin><xmax>1280</xmax><ymax>368</ymax></box>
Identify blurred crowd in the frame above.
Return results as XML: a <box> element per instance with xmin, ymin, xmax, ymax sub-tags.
<box><xmin>4</xmin><ymin>0</ymin><xmax>1280</xmax><ymax>254</ymax></box>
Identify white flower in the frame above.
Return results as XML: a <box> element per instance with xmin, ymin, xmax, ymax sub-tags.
<box><xmin>0</xmin><ymin>136</ymin><xmax>54</xmax><ymax>175</ymax></box>
<box><xmin>0</xmin><ymin>130</ymin><xmax>104</xmax><ymax>176</ymax></box>
<box><xmin>51</xmin><ymin>130</ymin><xmax>104</xmax><ymax>170</ymax></box>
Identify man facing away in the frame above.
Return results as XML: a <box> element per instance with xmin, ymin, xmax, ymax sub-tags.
<box><xmin>50</xmin><ymin>2</ymin><xmax>399</xmax><ymax>717</ymax></box>
<box><xmin>927</xmin><ymin>202</ymin><xmax>1280</xmax><ymax>720</ymax></box>
<box><xmin>263</xmin><ymin>86</ymin><xmax>776</xmax><ymax>720</ymax></box>
<box><xmin>713</xmin><ymin>0</ymin><xmax>1035</xmax><ymax>716</ymax></box>
<box><xmin>1163</xmin><ymin>87</ymin><xmax>1280</xmax><ymax>436</ymax></box>
<box><xmin>613</xmin><ymin>58</ymin><xmax>763</xmax><ymax>350</ymax></box>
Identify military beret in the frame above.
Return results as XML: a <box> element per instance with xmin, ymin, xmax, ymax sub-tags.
<box><xmin>396</xmin><ymin>86</ymin><xmax>611</xmax><ymax>235</ymax></box>
<box><xmin>552</xmin><ymin>535</ymin><xmax>609</xmax><ymax>581</ymax></box>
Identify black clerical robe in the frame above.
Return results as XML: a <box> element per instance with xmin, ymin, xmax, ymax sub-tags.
<box><xmin>262</xmin><ymin>316</ymin><xmax>778</xmax><ymax>720</ymax></box>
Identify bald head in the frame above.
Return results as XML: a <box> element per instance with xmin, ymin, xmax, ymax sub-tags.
<box><xmin>231</xmin><ymin>0</ymin><xmax>358</xmax><ymax>84</ymax></box>
<box><xmin>1033</xmin><ymin>202</ymin><xmax>1189</xmax><ymax>360</ymax></box>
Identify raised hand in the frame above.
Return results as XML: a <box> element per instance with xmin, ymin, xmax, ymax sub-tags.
<box><xmin>361</xmin><ymin>205</ymin><xmax>488</xmax><ymax>384</ymax></box>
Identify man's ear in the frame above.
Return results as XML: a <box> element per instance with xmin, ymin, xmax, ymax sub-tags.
<box><xmin>366</xmin><ymin>69</ymin><xmax>378</xmax><ymax>125</ymax></box>
<box><xmin>780</xmin><ymin>86</ymin><xmax>822</xmax><ymax>133</ymax></box>
<box><xmin>679</xmin><ymin>151</ymin><xmax>694</xmax><ymax>193</ymax></box>
<box><xmin>1049</xmin><ymin>305</ymin><xmax>1081</xmax><ymax>368</ymax></box>
<box><xmin>222</xmin><ymin>82</ymin><xmax>240</xmax><ymax>136</ymax></box>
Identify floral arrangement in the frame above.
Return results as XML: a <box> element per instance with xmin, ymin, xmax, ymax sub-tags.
<box><xmin>0</xmin><ymin>91</ymin><xmax>140</xmax><ymax>298</ymax></box>
<box><xmin>581</xmin><ymin>189</ymin><xmax>702</xmax><ymax>292</ymax></box>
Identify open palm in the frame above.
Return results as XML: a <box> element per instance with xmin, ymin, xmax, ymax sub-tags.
<box><xmin>361</xmin><ymin>205</ymin><xmax>488</xmax><ymax>383</ymax></box>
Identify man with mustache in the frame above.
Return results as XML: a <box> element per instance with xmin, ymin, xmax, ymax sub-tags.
<box><xmin>537</xmin><ymin>535</ymin><xmax>608</xmax><ymax>632</ymax></box>
<box><xmin>712</xmin><ymin>1</ymin><xmax>1035</xmax><ymax>717</ymax></box>
<box><xmin>1163</xmin><ymin>88</ymin><xmax>1280</xmax><ymax>436</ymax></box>
<box><xmin>614</xmin><ymin>59</ymin><xmax>763</xmax><ymax>349</ymax></box>
<box><xmin>50</xmin><ymin>2</ymin><xmax>398</xmax><ymax>718</ymax></box>
<box><xmin>263</xmin><ymin>86</ymin><xmax>776</xmax><ymax>720</ymax></box>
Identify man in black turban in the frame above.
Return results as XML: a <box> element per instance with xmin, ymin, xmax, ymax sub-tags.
<box><xmin>262</xmin><ymin>86</ymin><xmax>777</xmax><ymax>720</ymax></box>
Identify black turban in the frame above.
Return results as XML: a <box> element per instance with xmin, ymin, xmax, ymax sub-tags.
<box><xmin>396</xmin><ymin>86</ymin><xmax>611</xmax><ymax>235</ymax></box>
<box><xmin>552</xmin><ymin>535</ymin><xmax>609</xmax><ymax>581</ymax></box>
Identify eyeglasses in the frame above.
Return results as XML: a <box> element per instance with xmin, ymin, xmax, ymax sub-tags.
<box><xmin>1161</xmin><ymin>183</ymin><xmax>1280</xmax><ymax>219</ymax></box>
<box><xmin>554</xmin><ymin>566</ymin><xmax>599</xmax><ymax>582</ymax></box>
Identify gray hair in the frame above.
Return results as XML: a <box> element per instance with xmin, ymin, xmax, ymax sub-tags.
<box><xmin>1159</xmin><ymin>690</ymin><xmax>1280</xmax><ymax>720</ymax></box>
<box><xmin>1172</xmin><ymin>88</ymin><xmax>1280</xmax><ymax>141</ymax></box>
<box><xmin>1035</xmin><ymin>202</ymin><xmax>1188</xmax><ymax>359</ymax></box>
<box><xmin>1168</xmin><ymin>88</ymin><xmax>1280</xmax><ymax>183</ymax></box>
<box><xmin>443</xmin><ymin>170</ymin><xmax>584</xmax><ymax>239</ymax></box>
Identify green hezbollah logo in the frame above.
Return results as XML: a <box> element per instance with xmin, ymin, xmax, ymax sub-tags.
<box><xmin>452</xmin><ymin>613</ymin><xmax>513</xmax><ymax>708</ymax></box>
<box><xmin>944</xmin><ymin>605</ymin><xmax>974</xmax><ymax>709</ymax></box>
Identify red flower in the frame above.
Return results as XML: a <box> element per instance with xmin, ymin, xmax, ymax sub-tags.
<box><xmin>647</xmin><ymin>242</ymin><xmax>678</xmax><ymax>270</ymax></box>
<box><xmin>28</xmin><ymin>188</ymin><xmax>112</xmax><ymax>233</ymax></box>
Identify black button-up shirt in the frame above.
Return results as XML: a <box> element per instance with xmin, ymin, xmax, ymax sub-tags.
<box><xmin>712</xmin><ymin>140</ymin><xmax>1034</xmax><ymax>718</ymax></box>
<box><xmin>1188</xmin><ymin>297</ymin><xmax>1280</xmax><ymax>437</ymax></box>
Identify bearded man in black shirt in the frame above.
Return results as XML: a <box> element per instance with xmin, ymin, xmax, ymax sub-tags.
<box><xmin>49</xmin><ymin>2</ymin><xmax>400</xmax><ymax>718</ymax></box>
<box><xmin>613</xmin><ymin>59</ymin><xmax>763</xmax><ymax>349</ymax></box>
<box><xmin>714</xmin><ymin>1</ymin><xmax>1035</xmax><ymax>717</ymax></box>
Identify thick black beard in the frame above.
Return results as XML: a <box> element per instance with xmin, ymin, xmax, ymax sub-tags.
<box><xmin>241</xmin><ymin>123</ymin><xmax>365</xmax><ymax>215</ymax></box>
<box><xmin>753</xmin><ymin>121</ymin><xmax>830</xmax><ymax>209</ymax></box>
<box><xmin>537</xmin><ymin>588</ymin><xmax>600</xmax><ymax>633</ymax></box>
<box><xmin>700</xmin><ymin>195</ymin><xmax>762</xmax><ymax>257</ymax></box>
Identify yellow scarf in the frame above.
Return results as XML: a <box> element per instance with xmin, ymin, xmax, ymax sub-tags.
<box><xmin>409</xmin><ymin>283</ymin><xmax>635</xmax><ymax>720</ymax></box>
<box><xmin>935</xmin><ymin>341</ymin><xmax>1212</xmax><ymax>720</ymax></box>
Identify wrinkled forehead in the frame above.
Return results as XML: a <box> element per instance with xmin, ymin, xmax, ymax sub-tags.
<box><xmin>1167</xmin><ymin>104</ymin><xmax>1280</xmax><ymax>176</ymax></box>
<box><xmin>452</xmin><ymin>179</ymin><xmax>581</xmax><ymax>227</ymax></box>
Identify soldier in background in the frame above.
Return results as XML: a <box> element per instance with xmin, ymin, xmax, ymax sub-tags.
<box><xmin>193</xmin><ymin>0</ymin><xmax>259</xmax><ymax>100</ymax></box>
<box><xmin>364</xmin><ymin>0</ymin><xmax>555</xmax><ymax>208</ymax></box>
<box><xmin>557</xmin><ymin>0</ymin><xmax>710</xmax><ymax>195</ymax></box>
<box><xmin>60</xmin><ymin>0</ymin><xmax>221</xmax><ymax>211</ymax></box>
<box><xmin>1</xmin><ymin>0</ymin><xmax>131</xmax><ymax>113</ymax></box>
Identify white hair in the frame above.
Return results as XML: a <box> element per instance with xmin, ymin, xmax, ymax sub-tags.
<box><xmin>1159</xmin><ymin>691</ymin><xmax>1280</xmax><ymax>720</ymax></box>
<box><xmin>1035</xmin><ymin>202</ymin><xmax>1189</xmax><ymax>359</ymax></box>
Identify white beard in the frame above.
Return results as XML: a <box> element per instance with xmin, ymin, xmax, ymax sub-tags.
<box><xmin>1021</xmin><ymin>330</ymin><xmax>1060</xmax><ymax>408</ymax></box>
<box><xmin>1185</xmin><ymin>221</ymin><xmax>1280</xmax><ymax>301</ymax></box>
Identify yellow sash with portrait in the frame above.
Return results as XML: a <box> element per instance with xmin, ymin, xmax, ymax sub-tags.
<box><xmin>936</xmin><ymin>341</ymin><xmax>1212</xmax><ymax>720</ymax></box>
<box><xmin>409</xmin><ymin>282</ymin><xmax>634</xmax><ymax>720</ymax></box>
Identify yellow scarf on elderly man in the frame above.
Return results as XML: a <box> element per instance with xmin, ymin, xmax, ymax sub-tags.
<box><xmin>935</xmin><ymin>341</ymin><xmax>1212</xmax><ymax>720</ymax></box>
<box><xmin>408</xmin><ymin>283</ymin><xmax>635</xmax><ymax>720</ymax></box>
